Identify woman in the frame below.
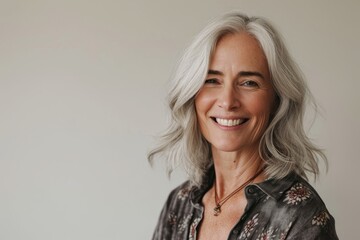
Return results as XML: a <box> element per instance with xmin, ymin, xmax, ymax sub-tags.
<box><xmin>148</xmin><ymin>12</ymin><xmax>338</xmax><ymax>239</ymax></box>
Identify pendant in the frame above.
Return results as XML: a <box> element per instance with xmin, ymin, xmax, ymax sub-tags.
<box><xmin>213</xmin><ymin>204</ymin><xmax>221</xmax><ymax>216</ymax></box>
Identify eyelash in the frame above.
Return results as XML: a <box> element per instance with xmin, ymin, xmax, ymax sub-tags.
<box><xmin>241</xmin><ymin>80</ymin><xmax>259</xmax><ymax>87</ymax></box>
<box><xmin>204</xmin><ymin>79</ymin><xmax>219</xmax><ymax>84</ymax></box>
<box><xmin>204</xmin><ymin>79</ymin><xmax>259</xmax><ymax>88</ymax></box>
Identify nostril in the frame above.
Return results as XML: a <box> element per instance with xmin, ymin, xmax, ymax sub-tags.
<box><xmin>218</xmin><ymin>101</ymin><xmax>240</xmax><ymax>110</ymax></box>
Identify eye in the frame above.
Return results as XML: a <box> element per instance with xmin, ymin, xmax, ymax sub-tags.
<box><xmin>204</xmin><ymin>78</ymin><xmax>219</xmax><ymax>84</ymax></box>
<box><xmin>241</xmin><ymin>80</ymin><xmax>259</xmax><ymax>88</ymax></box>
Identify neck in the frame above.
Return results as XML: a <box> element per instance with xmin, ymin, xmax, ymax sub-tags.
<box><xmin>212</xmin><ymin>148</ymin><xmax>265</xmax><ymax>198</ymax></box>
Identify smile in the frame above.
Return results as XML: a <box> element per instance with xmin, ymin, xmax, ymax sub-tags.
<box><xmin>212</xmin><ymin>117</ymin><xmax>248</xmax><ymax>127</ymax></box>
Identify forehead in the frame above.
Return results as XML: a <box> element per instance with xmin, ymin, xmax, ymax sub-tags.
<box><xmin>210</xmin><ymin>32</ymin><xmax>268</xmax><ymax>70</ymax></box>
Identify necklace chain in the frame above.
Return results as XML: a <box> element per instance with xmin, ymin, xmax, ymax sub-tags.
<box><xmin>213</xmin><ymin>168</ymin><xmax>264</xmax><ymax>216</ymax></box>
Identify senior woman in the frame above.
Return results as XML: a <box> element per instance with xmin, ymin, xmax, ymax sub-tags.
<box><xmin>148</xmin><ymin>12</ymin><xmax>338</xmax><ymax>239</ymax></box>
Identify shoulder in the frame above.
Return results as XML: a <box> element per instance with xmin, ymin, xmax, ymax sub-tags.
<box><xmin>166</xmin><ymin>180</ymin><xmax>193</xmax><ymax>204</ymax></box>
<box><xmin>256</xmin><ymin>173</ymin><xmax>330</xmax><ymax>211</ymax></box>
<box><xmin>287</xmin><ymin>179</ymin><xmax>337</xmax><ymax>238</ymax></box>
<box><xmin>272</xmin><ymin>175</ymin><xmax>338</xmax><ymax>239</ymax></box>
<box><xmin>282</xmin><ymin>176</ymin><xmax>325</xmax><ymax>207</ymax></box>
<box><xmin>157</xmin><ymin>180</ymin><xmax>195</xmax><ymax>222</ymax></box>
<box><xmin>152</xmin><ymin>181</ymin><xmax>197</xmax><ymax>240</ymax></box>
<box><xmin>248</xmin><ymin>173</ymin><xmax>338</xmax><ymax>239</ymax></box>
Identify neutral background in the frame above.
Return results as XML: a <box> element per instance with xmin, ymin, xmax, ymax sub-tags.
<box><xmin>0</xmin><ymin>0</ymin><xmax>358</xmax><ymax>239</ymax></box>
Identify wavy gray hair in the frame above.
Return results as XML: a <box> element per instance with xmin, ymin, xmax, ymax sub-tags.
<box><xmin>148</xmin><ymin>12</ymin><xmax>326</xmax><ymax>186</ymax></box>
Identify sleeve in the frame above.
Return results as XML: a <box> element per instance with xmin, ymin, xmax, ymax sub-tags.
<box><xmin>152</xmin><ymin>181</ymin><xmax>194</xmax><ymax>240</ymax></box>
<box><xmin>151</xmin><ymin>192</ymin><xmax>174</xmax><ymax>240</ymax></box>
<box><xmin>286</xmin><ymin>209</ymin><xmax>339</xmax><ymax>240</ymax></box>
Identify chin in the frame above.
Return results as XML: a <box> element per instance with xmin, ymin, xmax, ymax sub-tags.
<box><xmin>211</xmin><ymin>142</ymin><xmax>245</xmax><ymax>153</ymax></box>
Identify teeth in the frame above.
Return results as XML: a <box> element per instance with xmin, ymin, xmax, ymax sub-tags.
<box><xmin>216</xmin><ymin>118</ymin><xmax>245</xmax><ymax>126</ymax></box>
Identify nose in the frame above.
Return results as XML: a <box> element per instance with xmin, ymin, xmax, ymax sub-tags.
<box><xmin>217</xmin><ymin>85</ymin><xmax>240</xmax><ymax>111</ymax></box>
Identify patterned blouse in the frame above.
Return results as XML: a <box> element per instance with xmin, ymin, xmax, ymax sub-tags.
<box><xmin>152</xmin><ymin>168</ymin><xmax>338</xmax><ymax>240</ymax></box>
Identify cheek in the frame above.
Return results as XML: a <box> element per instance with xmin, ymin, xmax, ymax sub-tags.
<box><xmin>245</xmin><ymin>96</ymin><xmax>270</xmax><ymax>113</ymax></box>
<box><xmin>245</xmin><ymin>93</ymin><xmax>276</xmax><ymax>126</ymax></box>
<box><xmin>194</xmin><ymin>91</ymin><xmax>215</xmax><ymax>138</ymax></box>
<box><xmin>194</xmin><ymin>90</ymin><xmax>214</xmax><ymax>117</ymax></box>
<box><xmin>245</xmin><ymin>95</ymin><xmax>274</xmax><ymax>143</ymax></box>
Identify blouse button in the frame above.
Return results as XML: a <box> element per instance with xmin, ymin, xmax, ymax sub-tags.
<box><xmin>247</xmin><ymin>186</ymin><xmax>256</xmax><ymax>194</ymax></box>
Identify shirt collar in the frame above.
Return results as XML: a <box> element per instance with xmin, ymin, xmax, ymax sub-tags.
<box><xmin>190</xmin><ymin>166</ymin><xmax>299</xmax><ymax>203</ymax></box>
<box><xmin>252</xmin><ymin>172</ymin><xmax>299</xmax><ymax>200</ymax></box>
<box><xmin>190</xmin><ymin>165</ymin><xmax>215</xmax><ymax>205</ymax></box>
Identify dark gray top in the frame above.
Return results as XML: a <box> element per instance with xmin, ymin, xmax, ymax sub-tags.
<box><xmin>152</xmin><ymin>168</ymin><xmax>338</xmax><ymax>239</ymax></box>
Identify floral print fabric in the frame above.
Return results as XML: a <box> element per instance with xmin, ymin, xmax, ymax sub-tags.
<box><xmin>152</xmin><ymin>170</ymin><xmax>338</xmax><ymax>240</ymax></box>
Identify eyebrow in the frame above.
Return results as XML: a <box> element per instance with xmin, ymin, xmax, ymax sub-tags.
<box><xmin>207</xmin><ymin>69</ymin><xmax>265</xmax><ymax>79</ymax></box>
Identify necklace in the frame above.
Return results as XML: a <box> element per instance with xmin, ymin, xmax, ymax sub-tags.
<box><xmin>213</xmin><ymin>168</ymin><xmax>264</xmax><ymax>216</ymax></box>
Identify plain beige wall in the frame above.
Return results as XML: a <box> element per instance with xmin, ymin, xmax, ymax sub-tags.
<box><xmin>0</xmin><ymin>0</ymin><xmax>358</xmax><ymax>239</ymax></box>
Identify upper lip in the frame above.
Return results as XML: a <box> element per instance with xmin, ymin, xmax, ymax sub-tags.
<box><xmin>210</xmin><ymin>116</ymin><xmax>247</xmax><ymax>120</ymax></box>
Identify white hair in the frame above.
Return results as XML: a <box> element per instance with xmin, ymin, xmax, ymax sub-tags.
<box><xmin>148</xmin><ymin>12</ymin><xmax>327</xmax><ymax>186</ymax></box>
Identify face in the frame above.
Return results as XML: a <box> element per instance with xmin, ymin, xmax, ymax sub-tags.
<box><xmin>195</xmin><ymin>32</ymin><xmax>276</xmax><ymax>154</ymax></box>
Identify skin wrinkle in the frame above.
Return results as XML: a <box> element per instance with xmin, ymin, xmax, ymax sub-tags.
<box><xmin>194</xmin><ymin>32</ymin><xmax>277</xmax><ymax>239</ymax></box>
<box><xmin>195</xmin><ymin>32</ymin><xmax>276</xmax><ymax>194</ymax></box>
